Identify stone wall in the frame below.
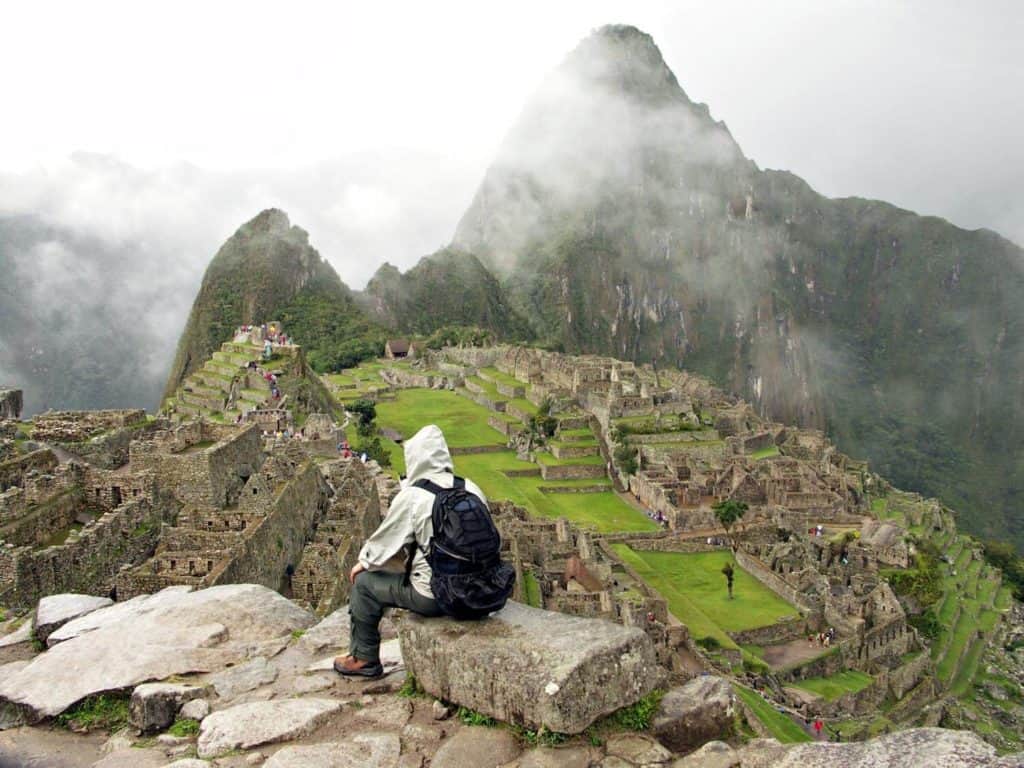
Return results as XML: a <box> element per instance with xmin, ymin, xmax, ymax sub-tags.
<box><xmin>0</xmin><ymin>494</ymin><xmax>175</xmax><ymax>611</ymax></box>
<box><xmin>0</xmin><ymin>449</ymin><xmax>59</xmax><ymax>492</ymax></box>
<box><xmin>729</xmin><ymin>616</ymin><xmax>808</xmax><ymax>646</ymax></box>
<box><xmin>130</xmin><ymin>423</ymin><xmax>262</xmax><ymax>508</ymax></box>
<box><xmin>0</xmin><ymin>390</ymin><xmax>22</xmax><ymax>420</ymax></box>
<box><xmin>60</xmin><ymin>419</ymin><xmax>167</xmax><ymax>470</ymax></box>
<box><xmin>207</xmin><ymin>460</ymin><xmax>329</xmax><ymax>591</ymax></box>
<box><xmin>735</xmin><ymin>548</ymin><xmax>816</xmax><ymax>614</ymax></box>
<box><xmin>32</xmin><ymin>409</ymin><xmax>146</xmax><ymax>443</ymax></box>
<box><xmin>0</xmin><ymin>489</ymin><xmax>80</xmax><ymax>548</ymax></box>
<box><xmin>539</xmin><ymin>462</ymin><xmax>606</xmax><ymax>481</ymax></box>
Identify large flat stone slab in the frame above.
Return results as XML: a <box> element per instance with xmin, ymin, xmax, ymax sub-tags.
<box><xmin>197</xmin><ymin>697</ymin><xmax>343</xmax><ymax>758</ymax></box>
<box><xmin>0</xmin><ymin>584</ymin><xmax>315</xmax><ymax>723</ymax></box>
<box><xmin>737</xmin><ymin>727</ymin><xmax>1023</xmax><ymax>767</ymax></box>
<box><xmin>34</xmin><ymin>594</ymin><xmax>113</xmax><ymax>645</ymax></box>
<box><xmin>209</xmin><ymin>656</ymin><xmax>278</xmax><ymax>700</ymax></box>
<box><xmin>0</xmin><ymin>622</ymin><xmax>35</xmax><ymax>665</ymax></box>
<box><xmin>263</xmin><ymin>731</ymin><xmax>401</xmax><ymax>768</ymax></box>
<box><xmin>398</xmin><ymin>601</ymin><xmax>662</xmax><ymax>734</ymax></box>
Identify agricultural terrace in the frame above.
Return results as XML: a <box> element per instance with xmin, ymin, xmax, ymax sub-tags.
<box><xmin>372</xmin><ymin>387</ymin><xmax>658</xmax><ymax>534</ymax></box>
<box><xmin>611</xmin><ymin>545</ymin><xmax>798</xmax><ymax>649</ymax></box>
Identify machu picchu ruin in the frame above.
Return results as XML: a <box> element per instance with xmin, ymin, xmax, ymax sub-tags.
<box><xmin>3</xmin><ymin>331</ymin><xmax>1022</xmax><ymax>766</ymax></box>
<box><xmin>2</xmin><ymin>13</ymin><xmax>1024</xmax><ymax>768</ymax></box>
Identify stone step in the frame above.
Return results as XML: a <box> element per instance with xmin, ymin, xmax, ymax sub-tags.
<box><xmin>399</xmin><ymin>601</ymin><xmax>662</xmax><ymax>734</ymax></box>
<box><xmin>550</xmin><ymin>441</ymin><xmax>599</xmax><ymax>460</ymax></box>
<box><xmin>557</xmin><ymin>414</ymin><xmax>591</xmax><ymax>431</ymax></box>
<box><xmin>195</xmin><ymin>372</ymin><xmax>234</xmax><ymax>392</ymax></box>
<box><xmin>174</xmin><ymin>402</ymin><xmax>203</xmax><ymax>418</ymax></box>
<box><xmin>179</xmin><ymin>390</ymin><xmax>224</xmax><ymax>411</ymax></box>
<box><xmin>205</xmin><ymin>360</ymin><xmax>239</xmax><ymax>377</ymax></box>
<box><xmin>539</xmin><ymin>462</ymin><xmax>607</xmax><ymax>481</ymax></box>
<box><xmin>185</xmin><ymin>382</ymin><xmax>223</xmax><ymax>399</ymax></box>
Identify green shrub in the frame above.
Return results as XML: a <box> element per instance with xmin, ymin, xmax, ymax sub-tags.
<box><xmin>908</xmin><ymin>608</ymin><xmax>941</xmax><ymax>639</ymax></box>
<box><xmin>397</xmin><ymin>674</ymin><xmax>423</xmax><ymax>699</ymax></box>
<box><xmin>56</xmin><ymin>694</ymin><xmax>130</xmax><ymax>732</ymax></box>
<box><xmin>456</xmin><ymin>706</ymin><xmax>496</xmax><ymax>727</ymax></box>
<box><xmin>167</xmin><ymin>718</ymin><xmax>200</xmax><ymax>737</ymax></box>
<box><xmin>614</xmin><ymin>444</ymin><xmax>638</xmax><ymax>476</ymax></box>
<box><xmin>607</xmin><ymin>690</ymin><xmax>664</xmax><ymax>731</ymax></box>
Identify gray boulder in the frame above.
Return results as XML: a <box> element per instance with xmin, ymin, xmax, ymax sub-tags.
<box><xmin>399</xmin><ymin>601</ymin><xmax>662</xmax><ymax>734</ymax></box>
<box><xmin>429</xmin><ymin>726</ymin><xmax>521</xmax><ymax>768</ymax></box>
<box><xmin>0</xmin><ymin>584</ymin><xmax>314</xmax><ymax>722</ymax></box>
<box><xmin>33</xmin><ymin>594</ymin><xmax>112</xmax><ymax>645</ymax></box>
<box><xmin>179</xmin><ymin>698</ymin><xmax>210</xmax><ymax>721</ymax></box>
<box><xmin>197</xmin><ymin>697</ymin><xmax>343</xmax><ymax>758</ymax></box>
<box><xmin>653</xmin><ymin>676</ymin><xmax>735</xmax><ymax>753</ymax></box>
<box><xmin>734</xmin><ymin>728</ymin><xmax>1023</xmax><ymax>767</ymax></box>
<box><xmin>129</xmin><ymin>682</ymin><xmax>210</xmax><ymax>733</ymax></box>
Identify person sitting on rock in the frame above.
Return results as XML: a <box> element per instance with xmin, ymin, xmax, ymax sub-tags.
<box><xmin>334</xmin><ymin>424</ymin><xmax>487</xmax><ymax>678</ymax></box>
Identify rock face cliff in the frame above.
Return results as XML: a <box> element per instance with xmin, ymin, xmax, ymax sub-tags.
<box><xmin>163</xmin><ymin>209</ymin><xmax>385</xmax><ymax>398</ymax></box>
<box><xmin>361</xmin><ymin>247</ymin><xmax>532</xmax><ymax>340</ymax></box>
<box><xmin>452</xmin><ymin>25</ymin><xmax>1024</xmax><ymax>550</ymax></box>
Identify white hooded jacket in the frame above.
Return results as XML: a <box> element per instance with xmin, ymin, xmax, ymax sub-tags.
<box><xmin>357</xmin><ymin>424</ymin><xmax>487</xmax><ymax>598</ymax></box>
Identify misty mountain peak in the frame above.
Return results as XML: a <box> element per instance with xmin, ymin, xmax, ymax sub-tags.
<box><xmin>568</xmin><ymin>24</ymin><xmax>688</xmax><ymax>105</ymax></box>
<box><xmin>243</xmin><ymin>208</ymin><xmax>299</xmax><ymax>238</ymax></box>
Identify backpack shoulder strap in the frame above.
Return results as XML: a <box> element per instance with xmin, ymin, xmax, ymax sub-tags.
<box><xmin>413</xmin><ymin>478</ymin><xmax>446</xmax><ymax>495</ymax></box>
<box><xmin>453</xmin><ymin>476</ymin><xmax>466</xmax><ymax>490</ymax></box>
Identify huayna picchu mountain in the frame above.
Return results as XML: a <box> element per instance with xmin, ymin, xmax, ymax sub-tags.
<box><xmin>360</xmin><ymin>247</ymin><xmax>532</xmax><ymax>340</ymax></box>
<box><xmin>163</xmin><ymin>208</ymin><xmax>386</xmax><ymax>399</ymax></box>
<box><xmin>449</xmin><ymin>25</ymin><xmax>1024</xmax><ymax>551</ymax></box>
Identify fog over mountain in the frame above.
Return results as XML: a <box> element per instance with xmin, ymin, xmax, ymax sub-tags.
<box><xmin>1</xmin><ymin>1</ymin><xmax>1021</xmax><ymax>420</ymax></box>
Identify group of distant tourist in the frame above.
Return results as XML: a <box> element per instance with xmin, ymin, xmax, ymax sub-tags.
<box><xmin>809</xmin><ymin>626</ymin><xmax>837</xmax><ymax>647</ymax></box>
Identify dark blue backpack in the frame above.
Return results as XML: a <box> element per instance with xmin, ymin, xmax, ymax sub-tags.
<box><xmin>414</xmin><ymin>476</ymin><xmax>515</xmax><ymax>619</ymax></box>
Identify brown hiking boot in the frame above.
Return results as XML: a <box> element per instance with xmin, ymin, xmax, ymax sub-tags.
<box><xmin>333</xmin><ymin>655</ymin><xmax>384</xmax><ymax>678</ymax></box>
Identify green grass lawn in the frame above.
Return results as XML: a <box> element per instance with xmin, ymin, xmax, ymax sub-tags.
<box><xmin>733</xmin><ymin>685</ymin><xmax>812</xmax><ymax>743</ymax></box>
<box><xmin>750</xmin><ymin>444</ymin><xmax>781</xmax><ymax>460</ymax></box>
<box><xmin>951</xmin><ymin>639</ymin><xmax>987</xmax><ymax>697</ymax></box>
<box><xmin>376</xmin><ymin>395</ymin><xmax>655</xmax><ymax>534</ymax></box>
<box><xmin>523</xmin><ymin>571</ymin><xmax>542</xmax><ymax>608</ymax></box>
<box><xmin>793</xmin><ymin>671</ymin><xmax>874</xmax><ymax>701</ymax></box>
<box><xmin>506</xmin><ymin>397</ymin><xmax>538</xmax><ymax>416</ymax></box>
<box><xmin>479</xmin><ymin>367</ymin><xmax>522</xmax><ymax>388</ymax></box>
<box><xmin>611</xmin><ymin>546</ymin><xmax>797</xmax><ymax>645</ymax></box>
<box><xmin>937</xmin><ymin>609</ymin><xmax>979</xmax><ymax>682</ymax></box>
<box><xmin>375</xmin><ymin>389</ymin><xmax>507</xmax><ymax>447</ymax></box>
<box><xmin>466</xmin><ymin>376</ymin><xmax>508</xmax><ymax>402</ymax></box>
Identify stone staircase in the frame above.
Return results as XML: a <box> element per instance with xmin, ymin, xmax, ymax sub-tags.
<box><xmin>164</xmin><ymin>341</ymin><xmax>274</xmax><ymax>423</ymax></box>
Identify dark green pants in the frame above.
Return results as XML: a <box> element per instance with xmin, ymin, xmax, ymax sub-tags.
<box><xmin>349</xmin><ymin>570</ymin><xmax>441</xmax><ymax>663</ymax></box>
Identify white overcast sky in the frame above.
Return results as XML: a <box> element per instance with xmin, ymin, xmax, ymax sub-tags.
<box><xmin>2</xmin><ymin>0</ymin><xmax>1022</xmax><ymax>289</ymax></box>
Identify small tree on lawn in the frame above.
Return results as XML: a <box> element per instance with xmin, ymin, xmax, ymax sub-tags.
<box><xmin>721</xmin><ymin>562</ymin><xmax>735</xmax><ymax>599</ymax></box>
<box><xmin>712</xmin><ymin>499</ymin><xmax>748</xmax><ymax>551</ymax></box>
<box><xmin>349</xmin><ymin>399</ymin><xmax>377</xmax><ymax>437</ymax></box>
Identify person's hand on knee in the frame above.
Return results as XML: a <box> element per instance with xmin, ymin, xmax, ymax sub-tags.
<box><xmin>350</xmin><ymin>562</ymin><xmax>367</xmax><ymax>584</ymax></box>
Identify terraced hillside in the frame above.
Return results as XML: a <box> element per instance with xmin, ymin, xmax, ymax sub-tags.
<box><xmin>335</xmin><ymin>362</ymin><xmax>655</xmax><ymax>534</ymax></box>
<box><xmin>163</xmin><ymin>338</ymin><xmax>337</xmax><ymax>426</ymax></box>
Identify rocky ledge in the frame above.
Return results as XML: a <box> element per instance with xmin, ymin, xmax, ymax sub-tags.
<box><xmin>0</xmin><ymin>585</ymin><xmax>1019</xmax><ymax>768</ymax></box>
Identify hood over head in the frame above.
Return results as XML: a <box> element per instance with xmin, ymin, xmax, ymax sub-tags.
<box><xmin>403</xmin><ymin>424</ymin><xmax>453</xmax><ymax>483</ymax></box>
